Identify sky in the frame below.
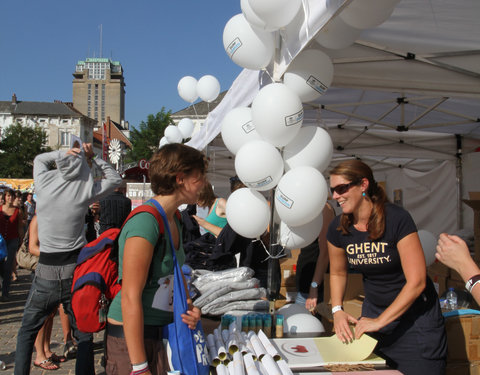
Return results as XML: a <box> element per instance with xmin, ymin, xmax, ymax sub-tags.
<box><xmin>0</xmin><ymin>0</ymin><xmax>243</xmax><ymax>128</ymax></box>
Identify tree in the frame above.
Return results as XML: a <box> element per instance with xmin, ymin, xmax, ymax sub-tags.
<box><xmin>0</xmin><ymin>122</ymin><xmax>51</xmax><ymax>178</ymax></box>
<box><xmin>125</xmin><ymin>108</ymin><xmax>173</xmax><ymax>162</ymax></box>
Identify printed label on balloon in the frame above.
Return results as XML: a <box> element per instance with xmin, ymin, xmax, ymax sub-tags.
<box><xmin>307</xmin><ymin>76</ymin><xmax>328</xmax><ymax>95</ymax></box>
<box><xmin>245</xmin><ymin>176</ymin><xmax>273</xmax><ymax>190</ymax></box>
<box><xmin>227</xmin><ymin>38</ymin><xmax>242</xmax><ymax>58</ymax></box>
<box><xmin>285</xmin><ymin>109</ymin><xmax>304</xmax><ymax>127</ymax></box>
<box><xmin>242</xmin><ymin>121</ymin><xmax>255</xmax><ymax>134</ymax></box>
<box><xmin>276</xmin><ymin>189</ymin><xmax>294</xmax><ymax>209</ymax></box>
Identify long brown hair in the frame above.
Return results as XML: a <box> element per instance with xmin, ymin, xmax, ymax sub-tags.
<box><xmin>330</xmin><ymin>160</ymin><xmax>388</xmax><ymax>240</ymax></box>
<box><xmin>197</xmin><ymin>181</ymin><xmax>216</xmax><ymax>208</ymax></box>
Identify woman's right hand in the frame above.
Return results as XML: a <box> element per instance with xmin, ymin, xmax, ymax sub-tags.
<box><xmin>333</xmin><ymin>310</ymin><xmax>358</xmax><ymax>343</ymax></box>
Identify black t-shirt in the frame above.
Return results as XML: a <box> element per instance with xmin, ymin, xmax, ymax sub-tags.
<box><xmin>327</xmin><ymin>203</ymin><xmax>417</xmax><ymax>309</ymax></box>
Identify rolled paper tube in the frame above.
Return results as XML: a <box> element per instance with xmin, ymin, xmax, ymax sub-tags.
<box><xmin>238</xmin><ymin>342</ymin><xmax>249</xmax><ymax>355</ymax></box>
<box><xmin>227</xmin><ymin>335</ymin><xmax>239</xmax><ymax>355</ymax></box>
<box><xmin>216</xmin><ymin>338</ymin><xmax>228</xmax><ymax>361</ymax></box>
<box><xmin>227</xmin><ymin>360</ymin><xmax>235</xmax><ymax>375</ymax></box>
<box><xmin>260</xmin><ymin>354</ymin><xmax>281</xmax><ymax>375</ymax></box>
<box><xmin>257</xmin><ymin>330</ymin><xmax>281</xmax><ymax>361</ymax></box>
<box><xmin>277</xmin><ymin>359</ymin><xmax>294</xmax><ymax>375</ymax></box>
<box><xmin>222</xmin><ymin>329</ymin><xmax>230</xmax><ymax>344</ymax></box>
<box><xmin>223</xmin><ymin>356</ymin><xmax>232</xmax><ymax>367</ymax></box>
<box><xmin>244</xmin><ymin>338</ymin><xmax>257</xmax><ymax>360</ymax></box>
<box><xmin>247</xmin><ymin>332</ymin><xmax>267</xmax><ymax>359</ymax></box>
<box><xmin>214</xmin><ymin>328</ymin><xmax>224</xmax><ymax>344</ymax></box>
<box><xmin>216</xmin><ymin>363</ymin><xmax>229</xmax><ymax>375</ymax></box>
<box><xmin>243</xmin><ymin>353</ymin><xmax>260</xmax><ymax>375</ymax></box>
<box><xmin>233</xmin><ymin>351</ymin><xmax>246</xmax><ymax>375</ymax></box>
<box><xmin>234</xmin><ymin>331</ymin><xmax>246</xmax><ymax>346</ymax></box>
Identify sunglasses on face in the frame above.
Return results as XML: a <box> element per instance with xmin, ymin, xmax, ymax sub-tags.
<box><xmin>330</xmin><ymin>181</ymin><xmax>359</xmax><ymax>195</ymax></box>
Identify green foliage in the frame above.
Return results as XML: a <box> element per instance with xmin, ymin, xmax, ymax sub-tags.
<box><xmin>125</xmin><ymin>108</ymin><xmax>174</xmax><ymax>162</ymax></box>
<box><xmin>0</xmin><ymin>122</ymin><xmax>51</xmax><ymax>178</ymax></box>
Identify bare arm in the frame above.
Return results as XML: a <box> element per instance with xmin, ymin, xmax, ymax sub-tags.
<box><xmin>328</xmin><ymin>241</ymin><xmax>358</xmax><ymax>342</ymax></box>
<box><xmin>355</xmin><ymin>232</ymin><xmax>426</xmax><ymax>339</ymax></box>
<box><xmin>28</xmin><ymin>216</ymin><xmax>40</xmax><ymax>257</ymax></box>
<box><xmin>121</xmin><ymin>236</ymin><xmax>154</xmax><ymax>368</ymax></box>
<box><xmin>436</xmin><ymin>233</ymin><xmax>480</xmax><ymax>305</ymax></box>
<box><xmin>192</xmin><ymin>215</ymin><xmax>223</xmax><ymax>237</ymax></box>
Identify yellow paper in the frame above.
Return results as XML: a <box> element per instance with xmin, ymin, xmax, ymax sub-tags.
<box><xmin>313</xmin><ymin>333</ymin><xmax>377</xmax><ymax>363</ymax></box>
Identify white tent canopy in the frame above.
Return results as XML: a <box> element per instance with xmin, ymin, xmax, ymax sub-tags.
<box><xmin>187</xmin><ymin>0</ymin><xmax>480</xmax><ymax>236</ymax></box>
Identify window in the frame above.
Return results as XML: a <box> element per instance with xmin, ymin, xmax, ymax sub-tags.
<box><xmin>60</xmin><ymin>130</ymin><xmax>70</xmax><ymax>146</ymax></box>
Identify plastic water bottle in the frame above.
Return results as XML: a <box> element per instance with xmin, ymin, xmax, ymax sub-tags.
<box><xmin>446</xmin><ymin>287</ymin><xmax>458</xmax><ymax>310</ymax></box>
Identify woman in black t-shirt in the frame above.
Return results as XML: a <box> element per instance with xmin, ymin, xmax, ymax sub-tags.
<box><xmin>326</xmin><ymin>160</ymin><xmax>446</xmax><ymax>375</ymax></box>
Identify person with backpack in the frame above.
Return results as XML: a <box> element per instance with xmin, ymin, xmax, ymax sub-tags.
<box><xmin>105</xmin><ymin>143</ymin><xmax>207</xmax><ymax>375</ymax></box>
<box><xmin>14</xmin><ymin>143</ymin><xmax>122</xmax><ymax>375</ymax></box>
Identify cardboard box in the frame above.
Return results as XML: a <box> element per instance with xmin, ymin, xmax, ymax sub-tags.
<box><xmin>428</xmin><ymin>260</ymin><xmax>451</xmax><ymax>278</ymax></box>
<box><xmin>323</xmin><ymin>273</ymin><xmax>364</xmax><ymax>303</ymax></box>
<box><xmin>445</xmin><ymin>314</ymin><xmax>480</xmax><ymax>362</ymax></box>
<box><xmin>279</xmin><ymin>249</ymin><xmax>300</xmax><ymax>287</ymax></box>
<box><xmin>446</xmin><ymin>361</ymin><xmax>480</xmax><ymax>375</ymax></box>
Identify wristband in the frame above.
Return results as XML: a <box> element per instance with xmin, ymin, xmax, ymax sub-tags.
<box><xmin>332</xmin><ymin>305</ymin><xmax>343</xmax><ymax>314</ymax></box>
<box><xmin>466</xmin><ymin>274</ymin><xmax>480</xmax><ymax>293</ymax></box>
<box><xmin>131</xmin><ymin>361</ymin><xmax>149</xmax><ymax>375</ymax></box>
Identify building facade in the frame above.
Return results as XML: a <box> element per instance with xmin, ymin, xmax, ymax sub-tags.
<box><xmin>72</xmin><ymin>58</ymin><xmax>126</xmax><ymax>130</ymax></box>
<box><xmin>0</xmin><ymin>94</ymin><xmax>96</xmax><ymax>150</ymax></box>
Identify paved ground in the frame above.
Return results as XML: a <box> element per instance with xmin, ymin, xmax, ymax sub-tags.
<box><xmin>0</xmin><ymin>268</ymin><xmax>105</xmax><ymax>375</ymax></box>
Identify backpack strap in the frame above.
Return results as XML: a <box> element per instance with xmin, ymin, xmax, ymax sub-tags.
<box><xmin>120</xmin><ymin>201</ymin><xmax>182</xmax><ymax>235</ymax></box>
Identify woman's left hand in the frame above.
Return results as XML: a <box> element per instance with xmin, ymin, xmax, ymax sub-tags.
<box><xmin>354</xmin><ymin>317</ymin><xmax>383</xmax><ymax>339</ymax></box>
<box><xmin>181</xmin><ymin>305</ymin><xmax>201</xmax><ymax>329</ymax></box>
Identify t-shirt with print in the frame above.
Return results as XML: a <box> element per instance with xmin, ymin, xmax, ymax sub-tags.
<box><xmin>107</xmin><ymin>203</ymin><xmax>185</xmax><ymax>326</ymax></box>
<box><xmin>327</xmin><ymin>203</ymin><xmax>417</xmax><ymax>310</ymax></box>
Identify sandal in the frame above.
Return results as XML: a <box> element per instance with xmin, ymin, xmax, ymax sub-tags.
<box><xmin>63</xmin><ymin>341</ymin><xmax>77</xmax><ymax>359</ymax></box>
<box><xmin>48</xmin><ymin>353</ymin><xmax>66</xmax><ymax>363</ymax></box>
<box><xmin>33</xmin><ymin>359</ymin><xmax>59</xmax><ymax>370</ymax></box>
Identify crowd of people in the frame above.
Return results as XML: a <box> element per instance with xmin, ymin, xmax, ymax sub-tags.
<box><xmin>0</xmin><ymin>144</ymin><xmax>479</xmax><ymax>375</ymax></box>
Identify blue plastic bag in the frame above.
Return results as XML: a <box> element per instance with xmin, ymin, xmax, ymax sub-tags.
<box><xmin>0</xmin><ymin>234</ymin><xmax>7</xmax><ymax>261</ymax></box>
<box><xmin>149</xmin><ymin>200</ymin><xmax>210</xmax><ymax>375</ymax></box>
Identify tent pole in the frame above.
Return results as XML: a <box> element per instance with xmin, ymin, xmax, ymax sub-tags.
<box><xmin>456</xmin><ymin>134</ymin><xmax>463</xmax><ymax>230</ymax></box>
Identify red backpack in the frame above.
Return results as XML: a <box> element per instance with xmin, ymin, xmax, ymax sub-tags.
<box><xmin>71</xmin><ymin>203</ymin><xmax>165</xmax><ymax>333</ymax></box>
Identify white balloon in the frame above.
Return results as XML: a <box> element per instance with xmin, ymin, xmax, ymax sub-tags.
<box><xmin>248</xmin><ymin>0</ymin><xmax>302</xmax><ymax>30</ymax></box>
<box><xmin>177</xmin><ymin>76</ymin><xmax>198</xmax><ymax>103</ymax></box>
<box><xmin>418</xmin><ymin>230</ymin><xmax>437</xmax><ymax>267</ymax></box>
<box><xmin>240</xmin><ymin>0</ymin><xmax>277</xmax><ymax>32</ymax></box>
<box><xmin>340</xmin><ymin>0</ymin><xmax>400</xmax><ymax>30</ymax></box>
<box><xmin>226</xmin><ymin>188</ymin><xmax>271</xmax><ymax>238</ymax></box>
<box><xmin>278</xmin><ymin>303</ymin><xmax>311</xmax><ymax>318</ymax></box>
<box><xmin>197</xmin><ymin>75</ymin><xmax>221</xmax><ymax>103</ymax></box>
<box><xmin>221</xmin><ymin>107</ymin><xmax>262</xmax><ymax>155</ymax></box>
<box><xmin>283</xmin><ymin>125</ymin><xmax>333</xmax><ymax>172</ymax></box>
<box><xmin>178</xmin><ymin>118</ymin><xmax>195</xmax><ymax>139</ymax></box>
<box><xmin>251</xmin><ymin>83</ymin><xmax>303</xmax><ymax>147</ymax></box>
<box><xmin>235</xmin><ymin>140</ymin><xmax>284</xmax><ymax>191</ymax></box>
<box><xmin>283</xmin><ymin>49</ymin><xmax>334</xmax><ymax>103</ymax></box>
<box><xmin>275</xmin><ymin>166</ymin><xmax>328</xmax><ymax>226</ymax></box>
<box><xmin>314</xmin><ymin>16</ymin><xmax>361</xmax><ymax>50</ymax></box>
<box><xmin>223</xmin><ymin>14</ymin><xmax>275</xmax><ymax>70</ymax></box>
<box><xmin>159</xmin><ymin>136</ymin><xmax>169</xmax><ymax>149</ymax></box>
<box><xmin>284</xmin><ymin>313</ymin><xmax>325</xmax><ymax>335</ymax></box>
<box><xmin>279</xmin><ymin>213</ymin><xmax>324</xmax><ymax>250</ymax></box>
<box><xmin>164</xmin><ymin>125</ymin><xmax>183</xmax><ymax>144</ymax></box>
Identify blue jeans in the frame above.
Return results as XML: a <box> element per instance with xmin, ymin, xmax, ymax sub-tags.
<box><xmin>14</xmin><ymin>275</ymin><xmax>94</xmax><ymax>375</ymax></box>
<box><xmin>1</xmin><ymin>238</ymin><xmax>19</xmax><ymax>297</ymax></box>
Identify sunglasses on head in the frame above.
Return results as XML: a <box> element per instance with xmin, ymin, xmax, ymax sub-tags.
<box><xmin>330</xmin><ymin>181</ymin><xmax>360</xmax><ymax>195</ymax></box>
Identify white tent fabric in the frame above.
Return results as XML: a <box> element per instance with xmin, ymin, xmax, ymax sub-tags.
<box><xmin>186</xmin><ymin>0</ymin><xmax>480</xmax><ymax>235</ymax></box>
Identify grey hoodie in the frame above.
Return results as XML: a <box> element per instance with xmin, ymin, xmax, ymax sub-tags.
<box><xmin>33</xmin><ymin>150</ymin><xmax>122</xmax><ymax>255</ymax></box>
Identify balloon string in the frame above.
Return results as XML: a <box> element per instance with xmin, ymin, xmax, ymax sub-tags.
<box><xmin>255</xmin><ymin>238</ymin><xmax>288</xmax><ymax>261</ymax></box>
<box><xmin>192</xmin><ymin>102</ymin><xmax>199</xmax><ymax>120</ymax></box>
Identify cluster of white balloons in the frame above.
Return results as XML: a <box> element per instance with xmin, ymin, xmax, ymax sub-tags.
<box><xmin>221</xmin><ymin>0</ymin><xmax>401</xmax><ymax>245</ymax></box>
<box><xmin>223</xmin><ymin>82</ymin><xmax>333</xmax><ymax>249</ymax></box>
<box><xmin>177</xmin><ymin>75</ymin><xmax>221</xmax><ymax>104</ymax></box>
<box><xmin>159</xmin><ymin>117</ymin><xmax>196</xmax><ymax>148</ymax></box>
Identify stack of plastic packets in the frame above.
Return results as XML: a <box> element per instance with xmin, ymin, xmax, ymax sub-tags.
<box><xmin>207</xmin><ymin>316</ymin><xmax>293</xmax><ymax>375</ymax></box>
